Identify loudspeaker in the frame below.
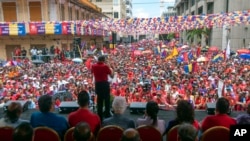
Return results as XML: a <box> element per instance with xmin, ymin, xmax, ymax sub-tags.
<box><xmin>58</xmin><ymin>101</ymin><xmax>79</xmax><ymax>113</ymax></box>
<box><xmin>206</xmin><ymin>102</ymin><xmax>215</xmax><ymax>115</ymax></box>
<box><xmin>3</xmin><ymin>100</ymin><xmax>30</xmax><ymax>112</ymax></box>
<box><xmin>129</xmin><ymin>102</ymin><xmax>147</xmax><ymax>114</ymax></box>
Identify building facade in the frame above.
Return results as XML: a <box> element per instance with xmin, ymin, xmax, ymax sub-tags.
<box><xmin>0</xmin><ymin>0</ymin><xmax>104</xmax><ymax>60</ymax></box>
<box><xmin>161</xmin><ymin>6</ymin><xmax>177</xmax><ymax>18</ymax></box>
<box><xmin>125</xmin><ymin>0</ymin><xmax>133</xmax><ymax>18</ymax></box>
<box><xmin>92</xmin><ymin>0</ymin><xmax>126</xmax><ymax>19</ymax></box>
<box><xmin>174</xmin><ymin>0</ymin><xmax>250</xmax><ymax>50</ymax></box>
<box><xmin>92</xmin><ymin>0</ymin><xmax>129</xmax><ymax>43</ymax></box>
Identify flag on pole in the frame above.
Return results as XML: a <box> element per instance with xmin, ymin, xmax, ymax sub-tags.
<box><xmin>226</xmin><ymin>40</ymin><xmax>230</xmax><ymax>59</ymax></box>
<box><xmin>165</xmin><ymin>47</ymin><xmax>178</xmax><ymax>60</ymax></box>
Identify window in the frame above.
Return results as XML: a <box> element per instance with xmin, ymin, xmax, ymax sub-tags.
<box><xmin>2</xmin><ymin>2</ymin><xmax>17</xmax><ymax>22</ymax></box>
<box><xmin>207</xmin><ymin>2</ymin><xmax>214</xmax><ymax>14</ymax></box>
<box><xmin>126</xmin><ymin>10</ymin><xmax>129</xmax><ymax>13</ymax></box>
<box><xmin>29</xmin><ymin>2</ymin><xmax>42</xmax><ymax>21</ymax></box>
<box><xmin>198</xmin><ymin>7</ymin><xmax>203</xmax><ymax>14</ymax></box>
<box><xmin>191</xmin><ymin>0</ymin><xmax>195</xmax><ymax>6</ymax></box>
<box><xmin>96</xmin><ymin>0</ymin><xmax>102</xmax><ymax>2</ymax></box>
<box><xmin>60</xmin><ymin>4</ymin><xmax>65</xmax><ymax>21</ymax></box>
<box><xmin>113</xmin><ymin>0</ymin><xmax>118</xmax><ymax>6</ymax></box>
<box><xmin>76</xmin><ymin>10</ymin><xmax>79</xmax><ymax>20</ymax></box>
<box><xmin>82</xmin><ymin>13</ymin><xmax>85</xmax><ymax>20</ymax></box>
<box><xmin>114</xmin><ymin>12</ymin><xmax>119</xmax><ymax>18</ymax></box>
<box><xmin>69</xmin><ymin>7</ymin><xmax>73</xmax><ymax>20</ymax></box>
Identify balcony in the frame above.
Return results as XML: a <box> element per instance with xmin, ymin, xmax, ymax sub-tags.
<box><xmin>174</xmin><ymin>0</ymin><xmax>187</xmax><ymax>8</ymax></box>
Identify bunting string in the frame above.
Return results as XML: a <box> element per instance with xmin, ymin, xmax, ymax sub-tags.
<box><xmin>0</xmin><ymin>10</ymin><xmax>249</xmax><ymax>36</ymax></box>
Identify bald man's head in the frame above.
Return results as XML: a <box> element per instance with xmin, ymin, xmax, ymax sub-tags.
<box><xmin>121</xmin><ymin>128</ymin><xmax>141</xmax><ymax>141</ymax></box>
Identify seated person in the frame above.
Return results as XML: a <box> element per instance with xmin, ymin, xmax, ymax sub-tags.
<box><xmin>68</xmin><ymin>90</ymin><xmax>101</xmax><ymax>136</ymax></box>
<box><xmin>178</xmin><ymin>123</ymin><xmax>198</xmax><ymax>141</ymax></box>
<box><xmin>13</xmin><ymin>122</ymin><xmax>33</xmax><ymax>141</ymax></box>
<box><xmin>102</xmin><ymin>96</ymin><xmax>135</xmax><ymax>129</ymax></box>
<box><xmin>164</xmin><ymin>100</ymin><xmax>200</xmax><ymax>135</ymax></box>
<box><xmin>74</xmin><ymin>122</ymin><xmax>92</xmax><ymax>141</ymax></box>
<box><xmin>0</xmin><ymin>102</ymin><xmax>29</xmax><ymax>128</ymax></box>
<box><xmin>201</xmin><ymin>97</ymin><xmax>236</xmax><ymax>132</ymax></box>
<box><xmin>30</xmin><ymin>94</ymin><xmax>68</xmax><ymax>138</ymax></box>
<box><xmin>236</xmin><ymin>103</ymin><xmax>250</xmax><ymax>124</ymax></box>
<box><xmin>121</xmin><ymin>128</ymin><xmax>141</xmax><ymax>141</ymax></box>
<box><xmin>137</xmin><ymin>101</ymin><xmax>166</xmax><ymax>135</ymax></box>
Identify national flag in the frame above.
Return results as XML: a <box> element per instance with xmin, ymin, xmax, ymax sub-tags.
<box><xmin>188</xmin><ymin>51</ymin><xmax>193</xmax><ymax>60</ymax></box>
<box><xmin>176</xmin><ymin>55</ymin><xmax>184</xmax><ymax>63</ymax></box>
<box><xmin>183</xmin><ymin>52</ymin><xmax>188</xmax><ymax>62</ymax></box>
<box><xmin>184</xmin><ymin>64</ymin><xmax>192</xmax><ymax>73</ymax></box>
<box><xmin>212</xmin><ymin>53</ymin><xmax>224</xmax><ymax>62</ymax></box>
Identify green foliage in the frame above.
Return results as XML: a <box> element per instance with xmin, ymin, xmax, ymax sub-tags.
<box><xmin>186</xmin><ymin>28</ymin><xmax>210</xmax><ymax>44</ymax></box>
<box><xmin>167</xmin><ymin>33</ymin><xmax>175</xmax><ymax>40</ymax></box>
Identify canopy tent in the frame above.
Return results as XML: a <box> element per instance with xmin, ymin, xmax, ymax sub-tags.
<box><xmin>239</xmin><ymin>54</ymin><xmax>250</xmax><ymax>59</ymax></box>
<box><xmin>208</xmin><ymin>46</ymin><xmax>219</xmax><ymax>52</ymax></box>
<box><xmin>237</xmin><ymin>48</ymin><xmax>250</xmax><ymax>54</ymax></box>
<box><xmin>197</xmin><ymin>56</ymin><xmax>209</xmax><ymax>62</ymax></box>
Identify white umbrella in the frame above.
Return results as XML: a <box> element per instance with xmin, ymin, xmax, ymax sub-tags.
<box><xmin>72</xmin><ymin>58</ymin><xmax>83</xmax><ymax>63</ymax></box>
<box><xmin>197</xmin><ymin>56</ymin><xmax>208</xmax><ymax>62</ymax></box>
<box><xmin>181</xmin><ymin>45</ymin><xmax>189</xmax><ymax>49</ymax></box>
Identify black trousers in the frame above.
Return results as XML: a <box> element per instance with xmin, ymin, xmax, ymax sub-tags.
<box><xmin>95</xmin><ymin>81</ymin><xmax>110</xmax><ymax>121</ymax></box>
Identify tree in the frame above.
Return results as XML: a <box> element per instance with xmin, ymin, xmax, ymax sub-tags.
<box><xmin>186</xmin><ymin>28</ymin><xmax>211</xmax><ymax>45</ymax></box>
<box><xmin>167</xmin><ymin>33</ymin><xmax>175</xmax><ymax>41</ymax></box>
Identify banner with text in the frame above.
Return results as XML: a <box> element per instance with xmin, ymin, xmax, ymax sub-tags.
<box><xmin>0</xmin><ymin>23</ymin><xmax>26</xmax><ymax>36</ymax></box>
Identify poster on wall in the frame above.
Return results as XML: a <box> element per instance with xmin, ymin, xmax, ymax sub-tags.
<box><xmin>62</xmin><ymin>22</ymin><xmax>76</xmax><ymax>35</ymax></box>
<box><xmin>29</xmin><ymin>22</ymin><xmax>62</xmax><ymax>35</ymax></box>
<box><xmin>45</xmin><ymin>22</ymin><xmax>62</xmax><ymax>35</ymax></box>
<box><xmin>29</xmin><ymin>22</ymin><xmax>45</xmax><ymax>35</ymax></box>
<box><xmin>0</xmin><ymin>23</ymin><xmax>26</xmax><ymax>36</ymax></box>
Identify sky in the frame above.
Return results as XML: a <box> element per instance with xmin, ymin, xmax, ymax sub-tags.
<box><xmin>132</xmin><ymin>0</ymin><xmax>175</xmax><ymax>18</ymax></box>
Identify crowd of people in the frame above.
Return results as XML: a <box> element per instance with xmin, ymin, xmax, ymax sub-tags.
<box><xmin>1</xmin><ymin>39</ymin><xmax>249</xmax><ymax>112</ymax></box>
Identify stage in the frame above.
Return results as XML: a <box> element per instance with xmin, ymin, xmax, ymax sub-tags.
<box><xmin>0</xmin><ymin>107</ymin><xmax>244</xmax><ymax>122</ymax></box>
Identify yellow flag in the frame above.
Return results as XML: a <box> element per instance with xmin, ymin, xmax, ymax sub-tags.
<box><xmin>165</xmin><ymin>47</ymin><xmax>178</xmax><ymax>60</ymax></box>
<box><xmin>172</xmin><ymin>47</ymin><xmax>178</xmax><ymax>56</ymax></box>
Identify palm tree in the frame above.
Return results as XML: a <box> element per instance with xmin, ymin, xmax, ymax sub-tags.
<box><xmin>186</xmin><ymin>28</ymin><xmax>211</xmax><ymax>45</ymax></box>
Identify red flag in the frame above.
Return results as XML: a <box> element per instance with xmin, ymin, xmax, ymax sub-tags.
<box><xmin>85</xmin><ymin>58</ymin><xmax>92</xmax><ymax>70</ymax></box>
<box><xmin>196</xmin><ymin>47</ymin><xmax>201</xmax><ymax>57</ymax></box>
<box><xmin>183</xmin><ymin>52</ymin><xmax>188</xmax><ymax>62</ymax></box>
<box><xmin>192</xmin><ymin>62</ymin><xmax>198</xmax><ymax>72</ymax></box>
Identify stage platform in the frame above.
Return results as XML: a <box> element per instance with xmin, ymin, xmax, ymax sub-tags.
<box><xmin>0</xmin><ymin>108</ymin><xmax>244</xmax><ymax>122</ymax></box>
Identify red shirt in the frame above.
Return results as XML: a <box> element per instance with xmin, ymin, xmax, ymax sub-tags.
<box><xmin>201</xmin><ymin>114</ymin><xmax>236</xmax><ymax>132</ymax></box>
<box><xmin>68</xmin><ymin>108</ymin><xmax>101</xmax><ymax>135</ymax></box>
<box><xmin>91</xmin><ymin>62</ymin><xmax>112</xmax><ymax>82</ymax></box>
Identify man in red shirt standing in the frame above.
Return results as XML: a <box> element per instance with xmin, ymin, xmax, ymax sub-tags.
<box><xmin>91</xmin><ymin>56</ymin><xmax>114</xmax><ymax>121</ymax></box>
<box><xmin>68</xmin><ymin>90</ymin><xmax>101</xmax><ymax>135</ymax></box>
<box><xmin>201</xmin><ymin>97</ymin><xmax>236</xmax><ymax>132</ymax></box>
